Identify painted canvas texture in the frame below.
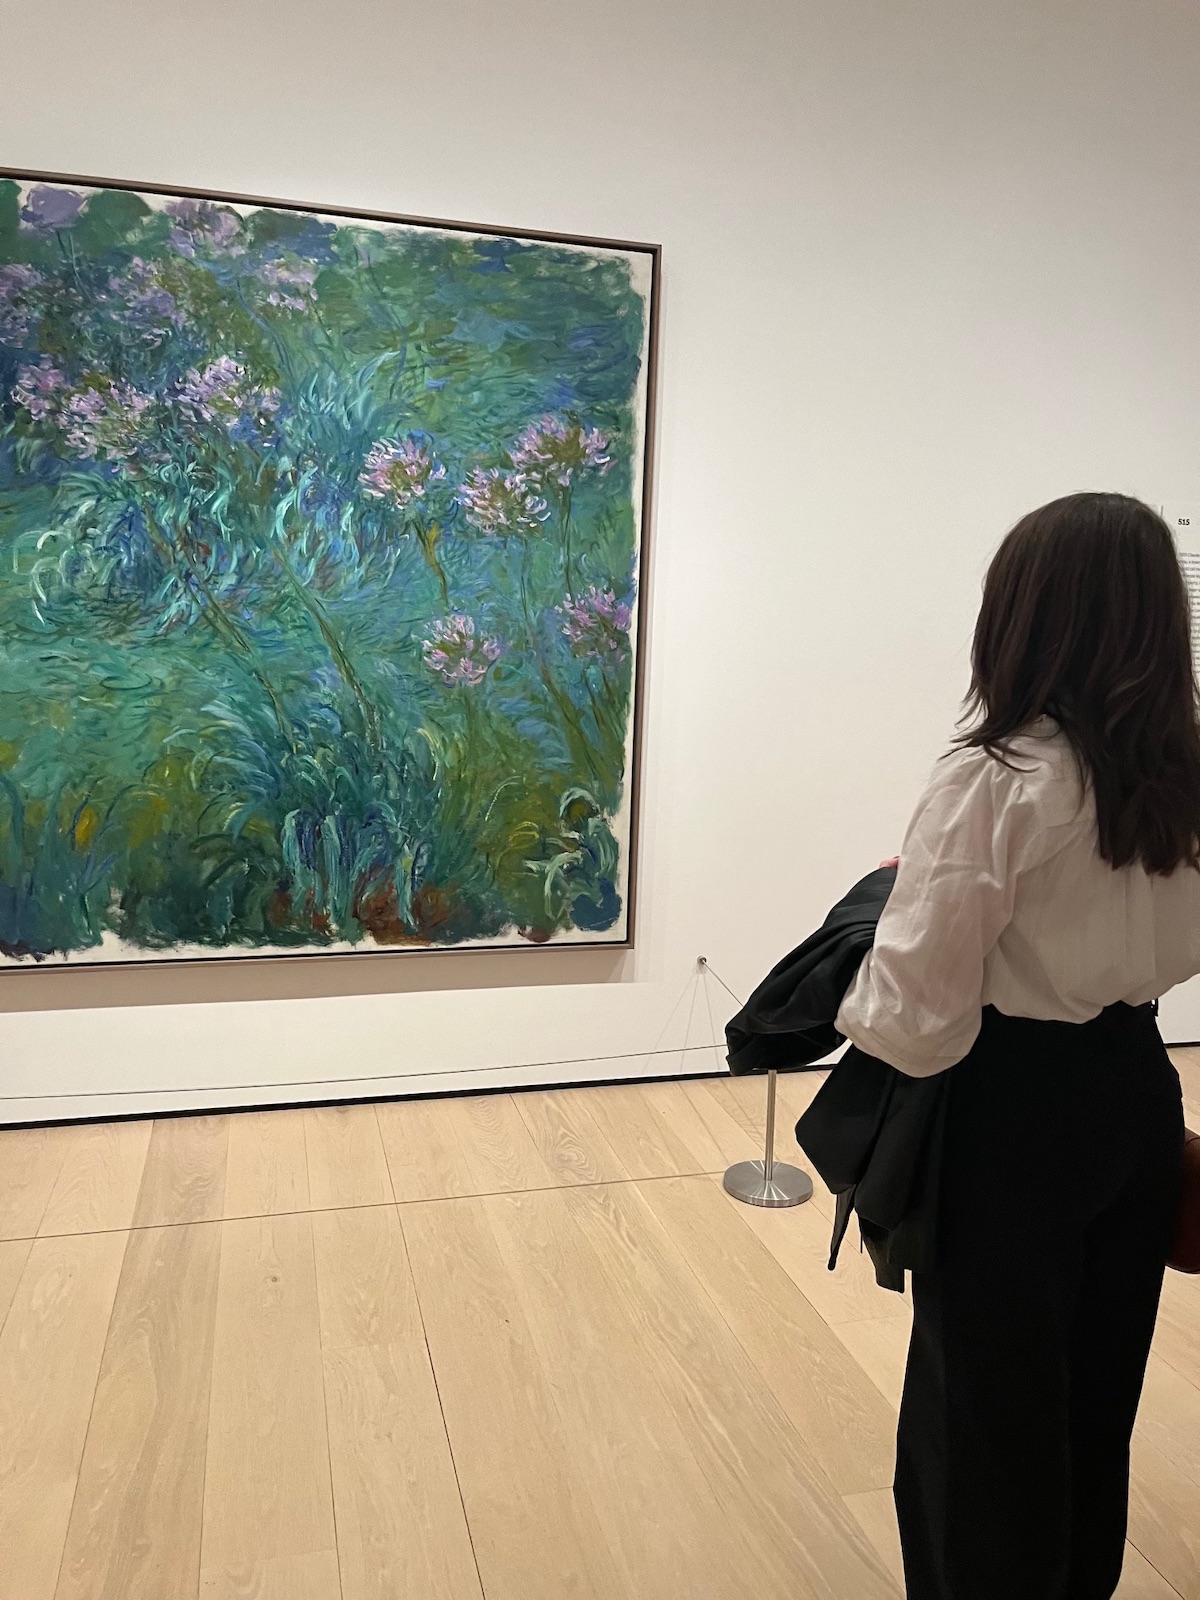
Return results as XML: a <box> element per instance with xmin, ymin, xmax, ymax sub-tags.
<box><xmin>0</xmin><ymin>176</ymin><xmax>654</xmax><ymax>964</ymax></box>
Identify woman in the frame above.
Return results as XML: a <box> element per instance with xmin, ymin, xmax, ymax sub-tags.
<box><xmin>834</xmin><ymin>492</ymin><xmax>1196</xmax><ymax>1600</ymax></box>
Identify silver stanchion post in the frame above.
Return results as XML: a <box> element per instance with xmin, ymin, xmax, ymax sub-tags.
<box><xmin>695</xmin><ymin>955</ymin><xmax>813</xmax><ymax>1210</ymax></box>
<box><xmin>723</xmin><ymin>1069</ymin><xmax>814</xmax><ymax>1209</ymax></box>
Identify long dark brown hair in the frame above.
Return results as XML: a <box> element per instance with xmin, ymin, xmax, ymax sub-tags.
<box><xmin>959</xmin><ymin>492</ymin><xmax>1200</xmax><ymax>873</ymax></box>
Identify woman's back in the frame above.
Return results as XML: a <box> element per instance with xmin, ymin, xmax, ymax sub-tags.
<box><xmin>838</xmin><ymin>713</ymin><xmax>1200</xmax><ymax>1076</ymax></box>
<box><xmin>997</xmin><ymin>720</ymin><xmax>1200</xmax><ymax>1016</ymax></box>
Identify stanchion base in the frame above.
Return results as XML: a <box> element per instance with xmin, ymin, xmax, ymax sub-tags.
<box><xmin>722</xmin><ymin>1159</ymin><xmax>813</xmax><ymax>1209</ymax></box>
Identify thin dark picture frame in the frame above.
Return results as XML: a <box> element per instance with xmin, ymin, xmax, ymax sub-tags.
<box><xmin>0</xmin><ymin>166</ymin><xmax>661</xmax><ymax>971</ymax></box>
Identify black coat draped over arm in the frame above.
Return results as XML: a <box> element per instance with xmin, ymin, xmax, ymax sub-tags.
<box><xmin>723</xmin><ymin>863</ymin><xmax>951</xmax><ymax>1293</ymax></box>
<box><xmin>724</xmin><ymin>866</ymin><xmax>897</xmax><ymax>1076</ymax></box>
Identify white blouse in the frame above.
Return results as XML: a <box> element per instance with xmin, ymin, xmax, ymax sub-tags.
<box><xmin>835</xmin><ymin>718</ymin><xmax>1200</xmax><ymax>1077</ymax></box>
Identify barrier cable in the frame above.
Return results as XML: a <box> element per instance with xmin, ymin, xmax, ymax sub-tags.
<box><xmin>0</xmin><ymin>956</ymin><xmax>750</xmax><ymax>1104</ymax></box>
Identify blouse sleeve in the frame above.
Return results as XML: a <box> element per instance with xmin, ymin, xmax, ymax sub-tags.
<box><xmin>834</xmin><ymin>746</ymin><xmax>1060</xmax><ymax>1077</ymax></box>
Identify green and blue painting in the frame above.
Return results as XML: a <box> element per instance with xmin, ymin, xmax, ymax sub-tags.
<box><xmin>0</xmin><ymin>175</ymin><xmax>654</xmax><ymax>964</ymax></box>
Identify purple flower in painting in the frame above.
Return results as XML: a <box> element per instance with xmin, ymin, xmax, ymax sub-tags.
<box><xmin>106</xmin><ymin>257</ymin><xmax>186</xmax><ymax>345</ymax></box>
<box><xmin>12</xmin><ymin>358</ymin><xmax>69</xmax><ymax>420</ymax></box>
<box><xmin>255</xmin><ymin>258</ymin><xmax>318</xmax><ymax>312</ymax></box>
<box><xmin>175</xmin><ymin>355</ymin><xmax>244</xmax><ymax>418</ymax></box>
<box><xmin>164</xmin><ymin>198</ymin><xmax>245</xmax><ymax>258</ymax></box>
<box><xmin>13</xmin><ymin>362</ymin><xmax>154</xmax><ymax>461</ymax></box>
<box><xmin>558</xmin><ymin>586</ymin><xmax>633</xmax><ymax>660</ymax></box>
<box><xmin>456</xmin><ymin>467</ymin><xmax>550</xmax><ymax>537</ymax></box>
<box><xmin>0</xmin><ymin>263</ymin><xmax>43</xmax><ymax>345</ymax></box>
<box><xmin>359</xmin><ymin>436</ymin><xmax>446</xmax><ymax>508</ymax></box>
<box><xmin>509</xmin><ymin>415</ymin><xmax>611</xmax><ymax>489</ymax></box>
<box><xmin>19</xmin><ymin>186</ymin><xmax>84</xmax><ymax>234</ymax></box>
<box><xmin>61</xmin><ymin>382</ymin><xmax>155</xmax><ymax>462</ymax></box>
<box><xmin>422</xmin><ymin>613</ymin><xmax>504</xmax><ymax>687</ymax></box>
<box><xmin>174</xmin><ymin>357</ymin><xmax>280</xmax><ymax>432</ymax></box>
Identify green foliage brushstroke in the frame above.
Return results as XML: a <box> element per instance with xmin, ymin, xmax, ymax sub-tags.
<box><xmin>0</xmin><ymin>180</ymin><xmax>646</xmax><ymax>958</ymax></box>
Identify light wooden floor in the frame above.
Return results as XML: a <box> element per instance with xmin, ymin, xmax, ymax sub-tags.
<box><xmin>2</xmin><ymin>1056</ymin><xmax>1199</xmax><ymax>1600</ymax></box>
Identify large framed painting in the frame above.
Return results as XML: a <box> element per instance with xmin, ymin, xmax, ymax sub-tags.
<box><xmin>0</xmin><ymin>170</ymin><xmax>658</xmax><ymax>966</ymax></box>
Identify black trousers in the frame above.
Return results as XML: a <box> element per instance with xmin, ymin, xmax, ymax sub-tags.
<box><xmin>894</xmin><ymin>1003</ymin><xmax>1184</xmax><ymax>1600</ymax></box>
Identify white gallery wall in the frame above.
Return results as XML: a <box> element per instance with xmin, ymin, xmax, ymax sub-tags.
<box><xmin>2</xmin><ymin>0</ymin><xmax>1200</xmax><ymax>1121</ymax></box>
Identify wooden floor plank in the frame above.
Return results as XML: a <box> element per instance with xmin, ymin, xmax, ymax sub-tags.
<box><xmin>0</xmin><ymin>1232</ymin><xmax>128</xmax><ymax>1600</ymax></box>
<box><xmin>565</xmin><ymin>1181</ymin><xmax>901</xmax><ymax>1599</ymax></box>
<box><xmin>721</xmin><ymin>1176</ymin><xmax>911</xmax><ymax>1326</ymax></box>
<box><xmin>832</xmin><ymin>1314</ymin><xmax>912</xmax><ymax>1413</ymax></box>
<box><xmin>1154</xmin><ymin>1271</ymin><xmax>1200</xmax><ymax>1390</ymax></box>
<box><xmin>1116</xmin><ymin>1543</ymin><xmax>1186</xmax><ymax>1598</ymax></box>
<box><xmin>574</xmin><ymin>1083</ymin><xmax>709</xmax><ymax>1180</ymax></box>
<box><xmin>376</xmin><ymin>1098</ymin><xmax>477</xmax><ymax>1204</ymax></box>
<box><xmin>54</xmin><ymin>1222</ymin><xmax>222</xmax><ymax>1600</ymax></box>
<box><xmin>312</xmin><ymin>1204</ymin><xmax>421</xmax><ymax>1351</ymax></box>
<box><xmin>660</xmin><ymin>1079</ymin><xmax>763</xmax><ymax>1169</ymax></box>
<box><xmin>1135</xmin><ymin>1356</ymin><xmax>1200</xmax><ymax>1487</ymax></box>
<box><xmin>639</xmin><ymin>1175</ymin><xmax>898</xmax><ymax>1494</ymax></box>
<box><xmin>202</xmin><ymin>1548</ymin><xmax>342</xmax><ymax>1600</ymax></box>
<box><xmin>224</xmin><ymin>1108</ymin><xmax>311</xmax><ymax>1220</ymax></box>
<box><xmin>484</xmin><ymin>1186</ymin><xmax>756</xmax><ymax>1600</ymax></box>
<box><xmin>132</xmin><ymin>1117</ymin><xmax>229</xmax><ymax>1229</ymax></box>
<box><xmin>1128</xmin><ymin>1431</ymin><xmax>1200</xmax><ymax>1600</ymax></box>
<box><xmin>843</xmin><ymin>1489</ymin><xmax>904</xmax><ymax>1590</ymax></box>
<box><xmin>702</xmin><ymin>1074</ymin><xmax>766</xmax><ymax>1139</ymax></box>
<box><xmin>0</xmin><ymin>1237</ymin><xmax>34</xmax><ymax>1334</ymax></box>
<box><xmin>512</xmin><ymin>1089</ymin><xmax>630</xmax><ymax>1186</ymax></box>
<box><xmin>1172</xmin><ymin>1073</ymin><xmax>1200</xmax><ymax>1115</ymax></box>
<box><xmin>1170</xmin><ymin>1049</ymin><xmax>1200</xmax><ymax>1118</ymax></box>
<box><xmin>775</xmin><ymin>1068</ymin><xmax>832</xmax><ymax>1118</ymax></box>
<box><xmin>379</xmin><ymin>1093</ymin><xmax>556</xmax><ymax>1202</ymax></box>
<box><xmin>707</xmin><ymin>1069</ymin><xmax>830</xmax><ymax>1144</ymax></box>
<box><xmin>303</xmin><ymin>1105</ymin><xmax>393</xmax><ymax>1211</ymax></box>
<box><xmin>199</xmin><ymin>1213</ymin><xmax>337</xmax><ymax>1597</ymax></box>
<box><xmin>742</xmin><ymin>1068</ymin><xmax>827</xmax><ymax>1143</ymax></box>
<box><xmin>312</xmin><ymin>1206</ymin><xmax>482</xmax><ymax>1600</ymax></box>
<box><xmin>403</xmin><ymin>1193</ymin><xmax>630</xmax><ymax>1600</ymax></box>
<box><xmin>0</xmin><ymin>1124</ymin><xmax>73</xmax><ymax>1240</ymax></box>
<box><xmin>437</xmin><ymin>1093</ymin><xmax>557</xmax><ymax>1194</ymax></box>
<box><xmin>39</xmin><ymin>1120</ymin><xmax>153</xmax><ymax>1238</ymax></box>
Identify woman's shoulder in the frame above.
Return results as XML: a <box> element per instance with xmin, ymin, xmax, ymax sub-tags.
<box><xmin>929</xmin><ymin>719</ymin><xmax>1085</xmax><ymax>826</ymax></box>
